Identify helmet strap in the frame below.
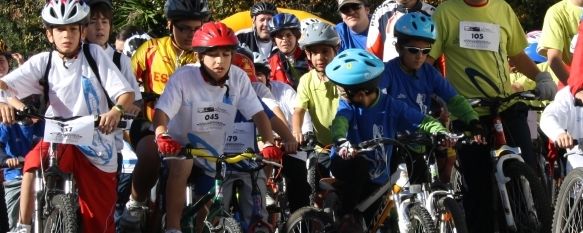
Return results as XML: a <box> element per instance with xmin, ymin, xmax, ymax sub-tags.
<box><xmin>200</xmin><ymin>62</ymin><xmax>230</xmax><ymax>87</ymax></box>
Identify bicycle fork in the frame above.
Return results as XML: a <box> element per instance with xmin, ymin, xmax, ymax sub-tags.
<box><xmin>493</xmin><ymin>147</ymin><xmax>537</xmax><ymax>232</ymax></box>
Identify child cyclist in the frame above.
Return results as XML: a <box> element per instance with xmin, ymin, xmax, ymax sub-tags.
<box><xmin>152</xmin><ymin>22</ymin><xmax>282</xmax><ymax>233</ymax></box>
<box><xmin>327</xmin><ymin>49</ymin><xmax>449</xmax><ymax>232</ymax></box>
<box><xmin>0</xmin><ymin>1</ymin><xmax>135</xmax><ymax>232</ymax></box>
<box><xmin>289</xmin><ymin>21</ymin><xmax>341</xmax><ymax>212</ymax></box>
<box><xmin>382</xmin><ymin>12</ymin><xmax>479</xmax><ymax>182</ymax></box>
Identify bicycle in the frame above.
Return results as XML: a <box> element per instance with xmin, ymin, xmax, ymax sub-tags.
<box><xmin>14</xmin><ymin>107</ymin><xmax>130</xmax><ymax>233</ymax></box>
<box><xmin>551</xmin><ymin>138</ymin><xmax>583</xmax><ymax>233</ymax></box>
<box><xmin>164</xmin><ymin>146</ymin><xmax>280</xmax><ymax>233</ymax></box>
<box><xmin>285</xmin><ymin>134</ymin><xmax>462</xmax><ymax>233</ymax></box>
<box><xmin>450</xmin><ymin>91</ymin><xmax>552</xmax><ymax>233</ymax></box>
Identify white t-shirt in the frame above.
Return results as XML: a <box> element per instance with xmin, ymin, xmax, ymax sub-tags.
<box><xmin>252</xmin><ymin>82</ymin><xmax>279</xmax><ymax>111</ymax></box>
<box><xmin>1</xmin><ymin>44</ymin><xmax>134</xmax><ymax>172</ymax></box>
<box><xmin>105</xmin><ymin>45</ymin><xmax>142</xmax><ymax>101</ymax></box>
<box><xmin>540</xmin><ymin>87</ymin><xmax>583</xmax><ymax>153</ymax></box>
<box><xmin>269</xmin><ymin>81</ymin><xmax>313</xmax><ymax>134</ymax></box>
<box><xmin>156</xmin><ymin>64</ymin><xmax>263</xmax><ymax>174</ymax></box>
<box><xmin>257</xmin><ymin>40</ymin><xmax>273</xmax><ymax>60</ymax></box>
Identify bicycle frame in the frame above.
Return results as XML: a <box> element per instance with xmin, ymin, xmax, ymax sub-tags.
<box><xmin>33</xmin><ymin>142</ymin><xmax>77</xmax><ymax>233</ymax></box>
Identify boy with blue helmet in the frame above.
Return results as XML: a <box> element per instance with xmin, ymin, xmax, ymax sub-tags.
<box><xmin>327</xmin><ymin>49</ymin><xmax>448</xmax><ymax>231</ymax></box>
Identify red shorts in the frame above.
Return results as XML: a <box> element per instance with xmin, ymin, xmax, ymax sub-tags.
<box><xmin>25</xmin><ymin>140</ymin><xmax>116</xmax><ymax>233</ymax></box>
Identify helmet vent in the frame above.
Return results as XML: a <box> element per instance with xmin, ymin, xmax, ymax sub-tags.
<box><xmin>364</xmin><ymin>60</ymin><xmax>377</xmax><ymax>67</ymax></box>
<box><xmin>69</xmin><ymin>6</ymin><xmax>78</xmax><ymax>19</ymax></box>
<box><xmin>332</xmin><ymin>65</ymin><xmax>341</xmax><ymax>71</ymax></box>
<box><xmin>345</xmin><ymin>58</ymin><xmax>357</xmax><ymax>63</ymax></box>
<box><xmin>50</xmin><ymin>8</ymin><xmax>58</xmax><ymax>18</ymax></box>
<box><xmin>411</xmin><ymin>22</ymin><xmax>418</xmax><ymax>30</ymax></box>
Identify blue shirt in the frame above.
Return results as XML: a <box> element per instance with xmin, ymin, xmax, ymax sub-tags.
<box><xmin>1</xmin><ymin>122</ymin><xmax>44</xmax><ymax>181</ymax></box>
<box><xmin>380</xmin><ymin>58</ymin><xmax>458</xmax><ymax>114</ymax></box>
<box><xmin>336</xmin><ymin>22</ymin><xmax>369</xmax><ymax>53</ymax></box>
<box><xmin>334</xmin><ymin>93</ymin><xmax>425</xmax><ymax>184</ymax></box>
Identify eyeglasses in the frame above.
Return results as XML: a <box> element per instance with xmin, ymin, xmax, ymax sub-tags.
<box><xmin>174</xmin><ymin>24</ymin><xmax>200</xmax><ymax>34</ymax></box>
<box><xmin>403</xmin><ymin>46</ymin><xmax>431</xmax><ymax>55</ymax></box>
<box><xmin>339</xmin><ymin>3</ymin><xmax>363</xmax><ymax>14</ymax></box>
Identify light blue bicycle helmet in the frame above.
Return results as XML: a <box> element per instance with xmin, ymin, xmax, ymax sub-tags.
<box><xmin>268</xmin><ymin>13</ymin><xmax>301</xmax><ymax>37</ymax></box>
<box><xmin>394</xmin><ymin>12</ymin><xmax>436</xmax><ymax>43</ymax></box>
<box><xmin>326</xmin><ymin>48</ymin><xmax>384</xmax><ymax>90</ymax></box>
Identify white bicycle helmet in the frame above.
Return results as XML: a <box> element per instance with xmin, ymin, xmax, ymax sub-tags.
<box><xmin>123</xmin><ymin>33</ymin><xmax>152</xmax><ymax>57</ymax></box>
<box><xmin>301</xmin><ymin>18</ymin><xmax>321</xmax><ymax>32</ymax></box>
<box><xmin>41</xmin><ymin>0</ymin><xmax>91</xmax><ymax>26</ymax></box>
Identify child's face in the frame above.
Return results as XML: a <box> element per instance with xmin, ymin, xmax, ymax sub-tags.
<box><xmin>397</xmin><ymin>39</ymin><xmax>431</xmax><ymax>71</ymax></box>
<box><xmin>256</xmin><ymin>72</ymin><xmax>268</xmax><ymax>85</ymax></box>
<box><xmin>201</xmin><ymin>47</ymin><xmax>233</xmax><ymax>80</ymax></box>
<box><xmin>47</xmin><ymin>25</ymin><xmax>84</xmax><ymax>56</ymax></box>
<box><xmin>305</xmin><ymin>45</ymin><xmax>336</xmax><ymax>72</ymax></box>
<box><xmin>86</xmin><ymin>13</ymin><xmax>111</xmax><ymax>47</ymax></box>
<box><xmin>0</xmin><ymin>55</ymin><xmax>9</xmax><ymax>77</ymax></box>
<box><xmin>274</xmin><ymin>29</ymin><xmax>297</xmax><ymax>55</ymax></box>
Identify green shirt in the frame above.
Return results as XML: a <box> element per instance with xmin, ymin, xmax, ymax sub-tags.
<box><xmin>539</xmin><ymin>0</ymin><xmax>582</xmax><ymax>65</ymax></box>
<box><xmin>296</xmin><ymin>70</ymin><xmax>339</xmax><ymax>145</ymax></box>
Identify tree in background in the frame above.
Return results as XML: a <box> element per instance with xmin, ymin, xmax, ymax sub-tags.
<box><xmin>0</xmin><ymin>0</ymin><xmax>558</xmax><ymax>60</ymax></box>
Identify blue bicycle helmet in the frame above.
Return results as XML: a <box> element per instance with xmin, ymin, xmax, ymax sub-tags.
<box><xmin>326</xmin><ymin>49</ymin><xmax>384</xmax><ymax>90</ymax></box>
<box><xmin>525</xmin><ymin>42</ymin><xmax>547</xmax><ymax>63</ymax></box>
<box><xmin>268</xmin><ymin>13</ymin><xmax>301</xmax><ymax>37</ymax></box>
<box><xmin>394</xmin><ymin>12</ymin><xmax>436</xmax><ymax>43</ymax></box>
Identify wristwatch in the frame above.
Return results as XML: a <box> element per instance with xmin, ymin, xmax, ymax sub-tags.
<box><xmin>113</xmin><ymin>104</ymin><xmax>125</xmax><ymax>115</ymax></box>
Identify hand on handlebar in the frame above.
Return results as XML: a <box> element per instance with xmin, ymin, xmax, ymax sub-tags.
<box><xmin>555</xmin><ymin>131</ymin><xmax>574</xmax><ymax>149</ymax></box>
<box><xmin>534</xmin><ymin>72</ymin><xmax>557</xmax><ymax>100</ymax></box>
<box><xmin>261</xmin><ymin>143</ymin><xmax>283</xmax><ymax>160</ymax></box>
<box><xmin>5</xmin><ymin>157</ymin><xmax>23</xmax><ymax>168</ymax></box>
<box><xmin>99</xmin><ymin>109</ymin><xmax>122</xmax><ymax>134</ymax></box>
<box><xmin>0</xmin><ymin>102</ymin><xmax>16</xmax><ymax>124</ymax></box>
<box><xmin>336</xmin><ymin>139</ymin><xmax>356</xmax><ymax>160</ymax></box>
<box><xmin>156</xmin><ymin>133</ymin><xmax>182</xmax><ymax>156</ymax></box>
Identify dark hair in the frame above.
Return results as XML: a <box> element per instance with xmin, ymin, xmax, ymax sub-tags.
<box><xmin>116</xmin><ymin>26</ymin><xmax>144</xmax><ymax>41</ymax></box>
<box><xmin>89</xmin><ymin>2</ymin><xmax>113</xmax><ymax>21</ymax></box>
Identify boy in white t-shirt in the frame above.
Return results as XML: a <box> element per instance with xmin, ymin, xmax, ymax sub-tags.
<box><xmin>0</xmin><ymin>1</ymin><xmax>135</xmax><ymax>233</ymax></box>
<box><xmin>153</xmin><ymin>22</ymin><xmax>281</xmax><ymax>233</ymax></box>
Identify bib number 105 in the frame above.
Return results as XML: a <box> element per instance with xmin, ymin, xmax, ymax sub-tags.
<box><xmin>472</xmin><ymin>33</ymin><xmax>484</xmax><ymax>39</ymax></box>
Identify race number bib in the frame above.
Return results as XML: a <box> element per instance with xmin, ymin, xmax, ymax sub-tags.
<box><xmin>459</xmin><ymin>21</ymin><xmax>500</xmax><ymax>52</ymax></box>
<box><xmin>224</xmin><ymin>122</ymin><xmax>256</xmax><ymax>154</ymax></box>
<box><xmin>43</xmin><ymin>115</ymin><xmax>95</xmax><ymax>146</ymax></box>
<box><xmin>192</xmin><ymin>103</ymin><xmax>236</xmax><ymax>133</ymax></box>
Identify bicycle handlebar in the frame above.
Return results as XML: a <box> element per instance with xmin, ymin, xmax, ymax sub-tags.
<box><xmin>1</xmin><ymin>156</ymin><xmax>24</xmax><ymax>169</ymax></box>
<box><xmin>468</xmin><ymin>90</ymin><xmax>538</xmax><ymax>108</ymax></box>
<box><xmin>163</xmin><ymin>146</ymin><xmax>283</xmax><ymax>168</ymax></box>
<box><xmin>15</xmin><ymin>106</ymin><xmax>133</xmax><ymax>128</ymax></box>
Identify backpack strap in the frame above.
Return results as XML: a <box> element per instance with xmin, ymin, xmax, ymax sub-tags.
<box><xmin>113</xmin><ymin>51</ymin><xmax>121</xmax><ymax>70</ymax></box>
<box><xmin>39</xmin><ymin>51</ymin><xmax>53</xmax><ymax>106</ymax></box>
<box><xmin>83</xmin><ymin>43</ymin><xmax>115</xmax><ymax>108</ymax></box>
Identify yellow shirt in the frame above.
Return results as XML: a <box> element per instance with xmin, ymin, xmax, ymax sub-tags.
<box><xmin>131</xmin><ymin>36</ymin><xmax>198</xmax><ymax>120</ymax></box>
<box><xmin>296</xmin><ymin>70</ymin><xmax>339</xmax><ymax>145</ymax></box>
<box><xmin>539</xmin><ymin>0</ymin><xmax>582</xmax><ymax>64</ymax></box>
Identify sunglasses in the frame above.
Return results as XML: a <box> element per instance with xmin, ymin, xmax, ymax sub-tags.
<box><xmin>174</xmin><ymin>24</ymin><xmax>200</xmax><ymax>34</ymax></box>
<box><xmin>403</xmin><ymin>46</ymin><xmax>431</xmax><ymax>55</ymax></box>
<box><xmin>339</xmin><ymin>3</ymin><xmax>363</xmax><ymax>14</ymax></box>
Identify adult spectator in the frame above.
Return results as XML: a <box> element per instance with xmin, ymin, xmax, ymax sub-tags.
<box><xmin>335</xmin><ymin>0</ymin><xmax>371</xmax><ymax>53</ymax></box>
<box><xmin>237</xmin><ymin>2</ymin><xmax>278</xmax><ymax>59</ymax></box>
<box><xmin>366</xmin><ymin>0</ymin><xmax>435</xmax><ymax>61</ymax></box>
<box><xmin>427</xmin><ymin>0</ymin><xmax>555</xmax><ymax>232</ymax></box>
<box><xmin>539</xmin><ymin>0</ymin><xmax>583</xmax><ymax>86</ymax></box>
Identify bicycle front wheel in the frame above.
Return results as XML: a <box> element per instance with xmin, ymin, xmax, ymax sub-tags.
<box><xmin>435</xmin><ymin>196</ymin><xmax>468</xmax><ymax>233</ymax></box>
<box><xmin>503</xmin><ymin>160</ymin><xmax>552</xmax><ymax>233</ymax></box>
<box><xmin>285</xmin><ymin>207</ymin><xmax>334</xmax><ymax>233</ymax></box>
<box><xmin>43</xmin><ymin>193</ymin><xmax>79</xmax><ymax>233</ymax></box>
<box><xmin>552</xmin><ymin>168</ymin><xmax>583</xmax><ymax>233</ymax></box>
<box><xmin>203</xmin><ymin>217</ymin><xmax>243</xmax><ymax>233</ymax></box>
<box><xmin>408</xmin><ymin>203</ymin><xmax>437</xmax><ymax>233</ymax></box>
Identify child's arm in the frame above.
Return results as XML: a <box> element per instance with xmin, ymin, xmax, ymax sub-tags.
<box><xmin>540</xmin><ymin>88</ymin><xmax>573</xmax><ymax>143</ymax></box>
<box><xmin>446</xmin><ymin>95</ymin><xmax>479</xmax><ymax>124</ymax></box>
<box><xmin>292</xmin><ymin>107</ymin><xmax>306</xmax><ymax>143</ymax></box>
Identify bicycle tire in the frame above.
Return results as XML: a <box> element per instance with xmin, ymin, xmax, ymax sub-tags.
<box><xmin>436</xmin><ymin>196</ymin><xmax>468</xmax><ymax>233</ymax></box>
<box><xmin>552</xmin><ymin>167</ymin><xmax>583</xmax><ymax>233</ymax></box>
<box><xmin>43</xmin><ymin>193</ymin><xmax>79</xmax><ymax>233</ymax></box>
<box><xmin>202</xmin><ymin>217</ymin><xmax>243</xmax><ymax>233</ymax></box>
<box><xmin>284</xmin><ymin>206</ymin><xmax>334</xmax><ymax>233</ymax></box>
<box><xmin>503</xmin><ymin>160</ymin><xmax>552</xmax><ymax>233</ymax></box>
<box><xmin>408</xmin><ymin>203</ymin><xmax>437</xmax><ymax>233</ymax></box>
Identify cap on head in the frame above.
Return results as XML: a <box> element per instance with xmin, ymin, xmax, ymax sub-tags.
<box><xmin>337</xmin><ymin>0</ymin><xmax>367</xmax><ymax>11</ymax></box>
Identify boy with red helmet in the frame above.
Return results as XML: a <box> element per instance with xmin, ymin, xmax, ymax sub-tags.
<box><xmin>153</xmin><ymin>22</ymin><xmax>281</xmax><ymax>233</ymax></box>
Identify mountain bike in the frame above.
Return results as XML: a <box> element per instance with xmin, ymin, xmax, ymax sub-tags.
<box><xmin>450</xmin><ymin>91</ymin><xmax>552</xmax><ymax>233</ymax></box>
<box><xmin>15</xmin><ymin>107</ymin><xmax>130</xmax><ymax>233</ymax></box>
<box><xmin>285</xmin><ymin>135</ymin><xmax>461</xmax><ymax>233</ymax></box>
<box><xmin>164</xmin><ymin>146</ymin><xmax>280</xmax><ymax>233</ymax></box>
<box><xmin>551</xmin><ymin>139</ymin><xmax>583</xmax><ymax>233</ymax></box>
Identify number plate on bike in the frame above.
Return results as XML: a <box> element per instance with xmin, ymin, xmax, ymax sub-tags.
<box><xmin>43</xmin><ymin>115</ymin><xmax>95</xmax><ymax>146</ymax></box>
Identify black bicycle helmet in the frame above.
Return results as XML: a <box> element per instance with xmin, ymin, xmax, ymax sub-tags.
<box><xmin>164</xmin><ymin>0</ymin><xmax>210</xmax><ymax>21</ymax></box>
<box><xmin>250</xmin><ymin>2</ymin><xmax>278</xmax><ymax>17</ymax></box>
<box><xmin>86</xmin><ymin>0</ymin><xmax>112</xmax><ymax>8</ymax></box>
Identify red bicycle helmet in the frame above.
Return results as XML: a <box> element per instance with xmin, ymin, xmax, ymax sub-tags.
<box><xmin>192</xmin><ymin>22</ymin><xmax>239</xmax><ymax>53</ymax></box>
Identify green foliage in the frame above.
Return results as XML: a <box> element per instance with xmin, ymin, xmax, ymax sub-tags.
<box><xmin>0</xmin><ymin>0</ymin><xmax>563</xmax><ymax>61</ymax></box>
